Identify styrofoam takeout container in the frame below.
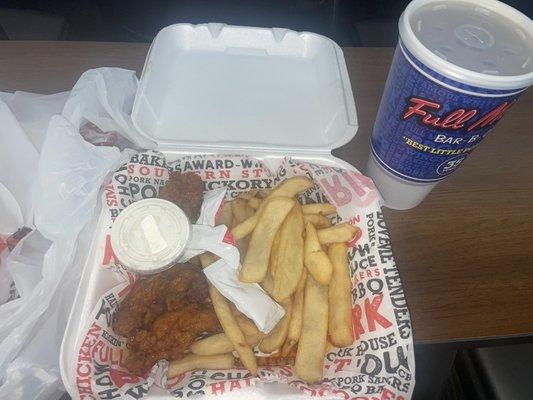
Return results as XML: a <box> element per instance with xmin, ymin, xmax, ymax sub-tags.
<box><xmin>60</xmin><ymin>23</ymin><xmax>360</xmax><ymax>399</ymax></box>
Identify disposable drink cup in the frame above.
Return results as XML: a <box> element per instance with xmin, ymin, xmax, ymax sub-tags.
<box><xmin>368</xmin><ymin>0</ymin><xmax>533</xmax><ymax>209</ymax></box>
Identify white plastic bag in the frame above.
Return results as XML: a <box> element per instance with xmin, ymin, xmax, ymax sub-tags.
<box><xmin>0</xmin><ymin>100</ymin><xmax>40</xmax><ymax>229</ymax></box>
<box><xmin>0</xmin><ymin>89</ymin><xmax>69</xmax><ymax>306</ymax></box>
<box><xmin>0</xmin><ymin>98</ymin><xmax>42</xmax><ymax>305</ymax></box>
<box><xmin>62</xmin><ymin>68</ymin><xmax>154</xmax><ymax>150</ymax></box>
<box><xmin>3</xmin><ymin>91</ymin><xmax>70</xmax><ymax>152</ymax></box>
<box><xmin>0</xmin><ymin>68</ymin><xmax>140</xmax><ymax>400</ymax></box>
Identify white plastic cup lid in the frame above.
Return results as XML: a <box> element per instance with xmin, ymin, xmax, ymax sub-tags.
<box><xmin>399</xmin><ymin>0</ymin><xmax>533</xmax><ymax>89</ymax></box>
<box><xmin>111</xmin><ymin>198</ymin><xmax>191</xmax><ymax>274</ymax></box>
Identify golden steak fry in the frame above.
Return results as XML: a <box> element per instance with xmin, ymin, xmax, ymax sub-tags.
<box><xmin>294</xmin><ymin>275</ymin><xmax>329</xmax><ymax>384</ymax></box>
<box><xmin>190</xmin><ymin>333</ymin><xmax>234</xmax><ymax>356</ymax></box>
<box><xmin>258</xmin><ymin>299</ymin><xmax>292</xmax><ymax>353</ymax></box>
<box><xmin>231</xmin><ymin>215</ymin><xmax>258</xmax><ymax>240</ymax></box>
<box><xmin>168</xmin><ymin>354</ymin><xmax>234</xmax><ymax>378</ymax></box>
<box><xmin>269</xmin><ymin>231</ymin><xmax>281</xmax><ymax>279</ymax></box>
<box><xmin>260</xmin><ymin>272</ymin><xmax>275</xmax><ymax>297</ymax></box>
<box><xmin>217</xmin><ymin>201</ymin><xmax>234</xmax><ymax>229</ymax></box>
<box><xmin>304</xmin><ymin>222</ymin><xmax>333</xmax><ymax>285</ymax></box>
<box><xmin>232</xmin><ymin>198</ymin><xmax>254</xmax><ymax>223</ymax></box>
<box><xmin>271</xmin><ymin>205</ymin><xmax>304</xmax><ymax>301</ymax></box>
<box><xmin>281</xmin><ymin>269</ymin><xmax>307</xmax><ymax>356</ymax></box>
<box><xmin>191</xmin><ymin>332</ymin><xmax>264</xmax><ymax>356</ymax></box>
<box><xmin>303</xmin><ymin>213</ymin><xmax>332</xmax><ymax>229</ymax></box>
<box><xmin>233</xmin><ymin>312</ymin><xmax>261</xmax><ymax>337</ymax></box>
<box><xmin>209</xmin><ymin>286</ymin><xmax>257</xmax><ymax>375</ymax></box>
<box><xmin>268</xmin><ymin>176</ymin><xmax>313</xmax><ymax>198</ymax></box>
<box><xmin>317</xmin><ymin>222</ymin><xmax>358</xmax><ymax>244</ymax></box>
<box><xmin>328</xmin><ymin>243</ymin><xmax>354</xmax><ymax>347</ymax></box>
<box><xmin>248</xmin><ymin>197</ymin><xmax>262</xmax><ymax>209</ymax></box>
<box><xmin>240</xmin><ymin>197</ymin><xmax>295</xmax><ymax>283</ymax></box>
<box><xmin>231</xmin><ymin>177</ymin><xmax>311</xmax><ymax>240</ymax></box>
<box><xmin>245</xmin><ymin>332</ymin><xmax>265</xmax><ymax>347</ymax></box>
<box><xmin>301</xmin><ymin>203</ymin><xmax>336</xmax><ymax>215</ymax></box>
<box><xmin>199</xmin><ymin>252</ymin><xmax>217</xmax><ymax>268</ymax></box>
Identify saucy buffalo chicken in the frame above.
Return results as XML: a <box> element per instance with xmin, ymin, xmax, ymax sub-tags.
<box><xmin>113</xmin><ymin>263</ymin><xmax>221</xmax><ymax>375</ymax></box>
<box><xmin>159</xmin><ymin>171</ymin><xmax>204</xmax><ymax>221</ymax></box>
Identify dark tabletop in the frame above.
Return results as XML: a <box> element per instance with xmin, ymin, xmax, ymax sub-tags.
<box><xmin>1</xmin><ymin>41</ymin><xmax>532</xmax><ymax>344</ymax></box>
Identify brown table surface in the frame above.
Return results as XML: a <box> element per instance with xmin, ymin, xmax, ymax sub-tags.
<box><xmin>1</xmin><ymin>41</ymin><xmax>532</xmax><ymax>345</ymax></box>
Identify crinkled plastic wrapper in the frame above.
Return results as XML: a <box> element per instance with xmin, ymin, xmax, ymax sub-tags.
<box><xmin>72</xmin><ymin>151</ymin><xmax>415</xmax><ymax>400</ymax></box>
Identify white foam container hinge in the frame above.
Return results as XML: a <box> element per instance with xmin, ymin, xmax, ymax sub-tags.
<box><xmin>131</xmin><ymin>23</ymin><xmax>357</xmax><ymax>155</ymax></box>
<box><xmin>60</xmin><ymin>23</ymin><xmax>359</xmax><ymax>399</ymax></box>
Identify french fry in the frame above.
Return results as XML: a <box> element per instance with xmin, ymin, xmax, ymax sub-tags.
<box><xmin>269</xmin><ymin>232</ymin><xmax>281</xmax><ymax>279</ymax></box>
<box><xmin>245</xmin><ymin>332</ymin><xmax>265</xmax><ymax>347</ymax></box>
<box><xmin>229</xmin><ymin>305</ymin><xmax>261</xmax><ymax>337</ymax></box>
<box><xmin>209</xmin><ymin>286</ymin><xmax>257</xmax><ymax>375</ymax></box>
<box><xmin>328</xmin><ymin>243</ymin><xmax>354</xmax><ymax>347</ymax></box>
<box><xmin>191</xmin><ymin>332</ymin><xmax>264</xmax><ymax>356</ymax></box>
<box><xmin>257</xmin><ymin>190</ymin><xmax>271</xmax><ymax>198</ymax></box>
<box><xmin>231</xmin><ymin>215</ymin><xmax>259</xmax><ymax>240</ymax></box>
<box><xmin>232</xmin><ymin>177</ymin><xmax>310</xmax><ymax>240</ymax></box>
<box><xmin>248</xmin><ymin>197</ymin><xmax>262</xmax><ymax>210</ymax></box>
<box><xmin>261</xmin><ymin>272</ymin><xmax>275</xmax><ymax>297</ymax></box>
<box><xmin>303</xmin><ymin>214</ymin><xmax>332</xmax><ymax>229</ymax></box>
<box><xmin>304</xmin><ymin>222</ymin><xmax>333</xmax><ymax>285</ymax></box>
<box><xmin>326</xmin><ymin>340</ymin><xmax>335</xmax><ymax>353</ymax></box>
<box><xmin>217</xmin><ymin>201</ymin><xmax>234</xmax><ymax>229</ymax></box>
<box><xmin>191</xmin><ymin>333</ymin><xmax>234</xmax><ymax>356</ymax></box>
<box><xmin>199</xmin><ymin>252</ymin><xmax>217</xmax><ymax>268</ymax></box>
<box><xmin>240</xmin><ymin>197</ymin><xmax>295</xmax><ymax>283</ymax></box>
<box><xmin>168</xmin><ymin>353</ymin><xmax>234</xmax><ymax>378</ymax></box>
<box><xmin>317</xmin><ymin>222</ymin><xmax>358</xmax><ymax>244</ymax></box>
<box><xmin>294</xmin><ymin>275</ymin><xmax>329</xmax><ymax>384</ymax></box>
<box><xmin>233</xmin><ymin>176</ymin><xmax>310</xmax><ymax>236</ymax></box>
<box><xmin>238</xmin><ymin>191</ymin><xmax>258</xmax><ymax>200</ymax></box>
<box><xmin>236</xmin><ymin>237</ymin><xmax>250</xmax><ymax>263</ymax></box>
<box><xmin>281</xmin><ymin>338</ymin><xmax>294</xmax><ymax>358</ymax></box>
<box><xmin>231</xmin><ymin>176</ymin><xmax>313</xmax><ymax>240</ymax></box>
<box><xmin>281</xmin><ymin>270</ymin><xmax>307</xmax><ymax>356</ymax></box>
<box><xmin>232</xmin><ymin>200</ymin><xmax>253</xmax><ymax>256</ymax></box>
<box><xmin>232</xmin><ymin>198</ymin><xmax>254</xmax><ymax>223</ymax></box>
<box><xmin>279</xmin><ymin>343</ymin><xmax>298</xmax><ymax>358</ymax></box>
<box><xmin>234</xmin><ymin>313</ymin><xmax>260</xmax><ymax>337</ymax></box>
<box><xmin>271</xmin><ymin>205</ymin><xmax>304</xmax><ymax>301</ymax></box>
<box><xmin>258</xmin><ymin>299</ymin><xmax>292</xmax><ymax>353</ymax></box>
<box><xmin>301</xmin><ymin>203</ymin><xmax>336</xmax><ymax>215</ymax></box>
<box><xmin>267</xmin><ymin>176</ymin><xmax>313</xmax><ymax>199</ymax></box>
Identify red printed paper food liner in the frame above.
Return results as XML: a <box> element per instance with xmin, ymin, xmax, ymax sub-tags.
<box><xmin>73</xmin><ymin>151</ymin><xmax>415</xmax><ymax>400</ymax></box>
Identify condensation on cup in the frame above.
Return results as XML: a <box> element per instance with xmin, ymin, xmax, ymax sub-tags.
<box><xmin>368</xmin><ymin>0</ymin><xmax>533</xmax><ymax>210</ymax></box>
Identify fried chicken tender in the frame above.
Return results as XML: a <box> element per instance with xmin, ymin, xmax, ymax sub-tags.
<box><xmin>158</xmin><ymin>171</ymin><xmax>204</xmax><ymax>221</ymax></box>
<box><xmin>113</xmin><ymin>263</ymin><xmax>221</xmax><ymax>375</ymax></box>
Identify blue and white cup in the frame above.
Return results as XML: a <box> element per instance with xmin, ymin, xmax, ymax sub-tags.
<box><xmin>368</xmin><ymin>0</ymin><xmax>533</xmax><ymax>209</ymax></box>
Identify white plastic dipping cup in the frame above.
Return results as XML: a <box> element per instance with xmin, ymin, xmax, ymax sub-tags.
<box><xmin>111</xmin><ymin>198</ymin><xmax>191</xmax><ymax>274</ymax></box>
<box><xmin>368</xmin><ymin>0</ymin><xmax>533</xmax><ymax>210</ymax></box>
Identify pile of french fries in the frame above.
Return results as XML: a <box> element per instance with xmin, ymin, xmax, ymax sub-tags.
<box><xmin>169</xmin><ymin>176</ymin><xmax>358</xmax><ymax>384</ymax></box>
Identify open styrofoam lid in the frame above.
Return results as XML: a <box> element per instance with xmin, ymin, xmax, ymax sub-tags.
<box><xmin>132</xmin><ymin>23</ymin><xmax>357</xmax><ymax>152</ymax></box>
